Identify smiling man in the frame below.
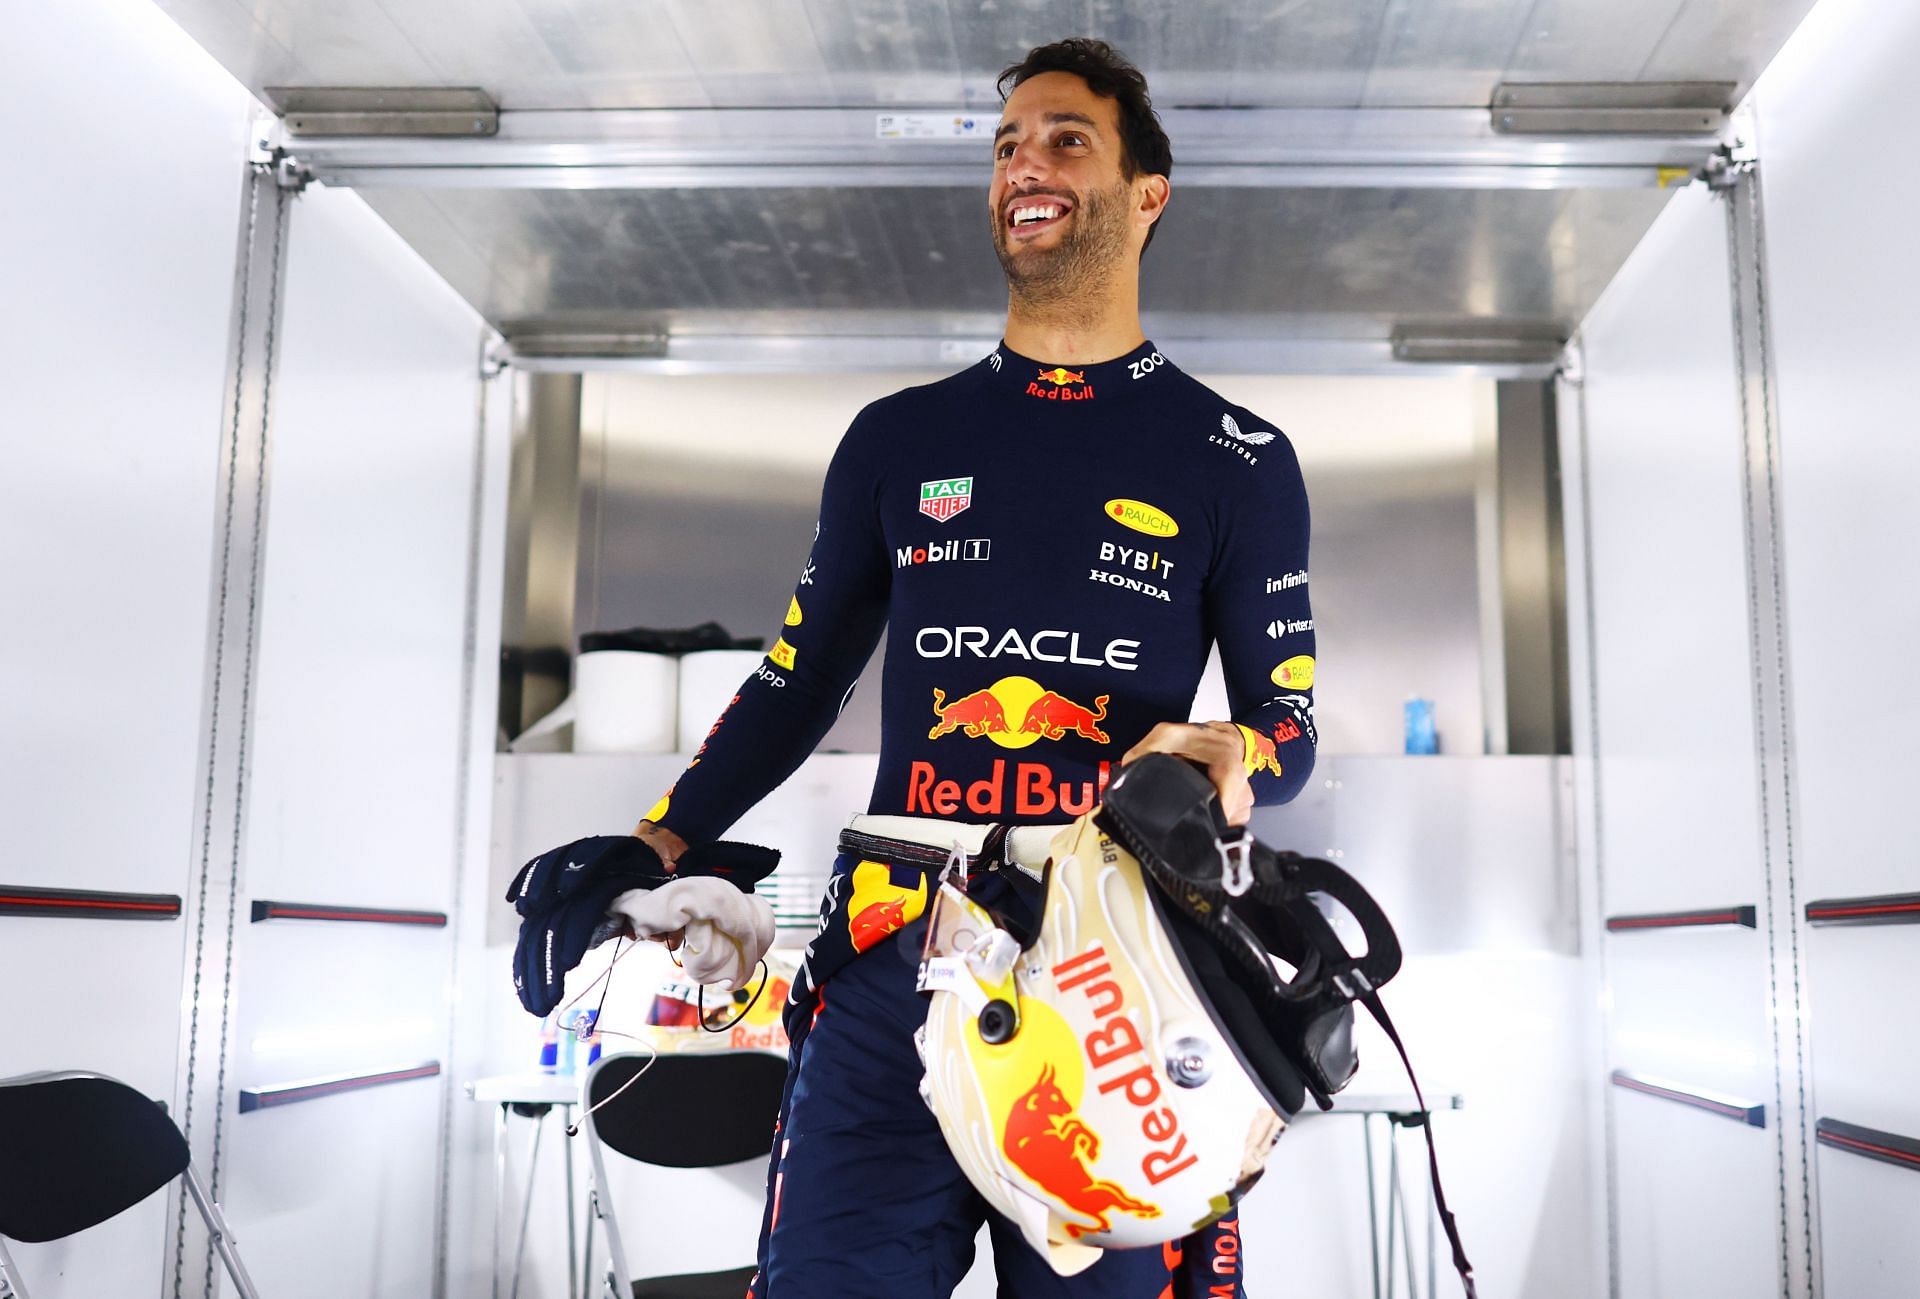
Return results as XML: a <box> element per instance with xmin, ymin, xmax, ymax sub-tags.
<box><xmin>632</xmin><ymin>38</ymin><xmax>1316</xmax><ymax>1298</ymax></box>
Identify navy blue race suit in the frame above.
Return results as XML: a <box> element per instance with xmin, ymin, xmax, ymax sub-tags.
<box><xmin>647</xmin><ymin>339</ymin><xmax>1316</xmax><ymax>1298</ymax></box>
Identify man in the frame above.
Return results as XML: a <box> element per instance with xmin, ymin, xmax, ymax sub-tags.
<box><xmin>633</xmin><ymin>37</ymin><xmax>1317</xmax><ymax>1298</ymax></box>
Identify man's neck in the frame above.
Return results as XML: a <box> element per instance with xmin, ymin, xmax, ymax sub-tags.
<box><xmin>1002</xmin><ymin>279</ymin><xmax>1146</xmax><ymax>364</ymax></box>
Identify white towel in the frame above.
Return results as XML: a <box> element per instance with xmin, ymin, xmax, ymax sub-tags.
<box><xmin>609</xmin><ymin>877</ymin><xmax>776</xmax><ymax>992</ymax></box>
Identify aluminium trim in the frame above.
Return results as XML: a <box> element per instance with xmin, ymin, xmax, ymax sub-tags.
<box><xmin>496</xmin><ymin>333</ymin><xmax>1560</xmax><ymax>379</ymax></box>
<box><xmin>238</xmin><ymin>1062</ymin><xmax>442</xmax><ymax>1113</ymax></box>
<box><xmin>1611</xmin><ymin>1071</ymin><xmax>1766</xmax><ymax>1127</ymax></box>
<box><xmin>0</xmin><ymin>885</ymin><xmax>182</xmax><ymax>920</ymax></box>
<box><xmin>1815</xmin><ymin>1118</ymin><xmax>1920</xmax><ymax>1174</ymax></box>
<box><xmin>248</xmin><ymin>900</ymin><xmax>448</xmax><ymax>926</ymax></box>
<box><xmin>270</xmin><ymin>105</ymin><xmax>1720</xmax><ymax>192</ymax></box>
<box><xmin>1604</xmin><ymin>906</ymin><xmax>1758</xmax><ymax>931</ymax></box>
<box><xmin>1804</xmin><ymin>891</ymin><xmax>1920</xmax><ymax>927</ymax></box>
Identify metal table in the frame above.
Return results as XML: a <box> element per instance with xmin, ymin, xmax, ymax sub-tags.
<box><xmin>1307</xmin><ymin>1091</ymin><xmax>1466</xmax><ymax>1299</ymax></box>
<box><xmin>469</xmin><ymin>1071</ymin><xmax>585</xmax><ymax>1299</ymax></box>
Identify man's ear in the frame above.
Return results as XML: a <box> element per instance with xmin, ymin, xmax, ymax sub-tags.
<box><xmin>1136</xmin><ymin>173</ymin><xmax>1171</xmax><ymax>232</ymax></box>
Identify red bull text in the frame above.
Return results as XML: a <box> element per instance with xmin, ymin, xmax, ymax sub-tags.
<box><xmin>1054</xmin><ymin>941</ymin><xmax>1200</xmax><ymax>1187</ymax></box>
<box><xmin>1027</xmin><ymin>366</ymin><xmax>1094</xmax><ymax>401</ymax></box>
<box><xmin>904</xmin><ymin>758</ymin><xmax>1111</xmax><ymax>817</ymax></box>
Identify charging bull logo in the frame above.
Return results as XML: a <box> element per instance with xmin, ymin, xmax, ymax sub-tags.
<box><xmin>845</xmin><ymin>859</ymin><xmax>928</xmax><ymax>953</ymax></box>
<box><xmin>1028</xmin><ymin>367</ymin><xmax>1095</xmax><ymax>401</ymax></box>
<box><xmin>1238</xmin><ymin>724</ymin><xmax>1283</xmax><ymax>779</ymax></box>
<box><xmin>929</xmin><ymin>676</ymin><xmax>1109</xmax><ymax>747</ymax></box>
<box><xmin>1004</xmin><ymin>1064</ymin><xmax>1161</xmax><ymax>1238</ymax></box>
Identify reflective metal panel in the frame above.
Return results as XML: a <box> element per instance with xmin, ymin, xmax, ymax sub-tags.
<box><xmin>158</xmin><ymin>0</ymin><xmax>1819</xmax><ymax>112</ymax></box>
<box><xmin>360</xmin><ymin>183</ymin><xmax>1666</xmax><ymax>347</ymax></box>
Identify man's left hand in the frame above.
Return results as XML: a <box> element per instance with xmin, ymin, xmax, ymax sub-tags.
<box><xmin>1120</xmin><ymin>720</ymin><xmax>1254</xmax><ymax>826</ymax></box>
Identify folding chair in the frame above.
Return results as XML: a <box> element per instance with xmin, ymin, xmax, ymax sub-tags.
<box><xmin>0</xmin><ymin>1071</ymin><xmax>260</xmax><ymax>1299</ymax></box>
<box><xmin>580</xmin><ymin>1051</ymin><xmax>787</xmax><ymax>1299</ymax></box>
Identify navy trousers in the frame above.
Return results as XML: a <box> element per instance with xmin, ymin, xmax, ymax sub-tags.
<box><xmin>745</xmin><ymin>853</ymin><xmax>1249</xmax><ymax>1298</ymax></box>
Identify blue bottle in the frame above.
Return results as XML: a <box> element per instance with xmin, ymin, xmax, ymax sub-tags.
<box><xmin>1405</xmin><ymin>697</ymin><xmax>1438</xmax><ymax>755</ymax></box>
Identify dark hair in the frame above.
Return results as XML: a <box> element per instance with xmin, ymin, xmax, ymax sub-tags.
<box><xmin>997</xmin><ymin>38</ymin><xmax>1172</xmax><ymax>253</ymax></box>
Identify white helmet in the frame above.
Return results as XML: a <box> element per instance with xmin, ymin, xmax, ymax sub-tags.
<box><xmin>914</xmin><ymin>755</ymin><xmax>1409</xmax><ymax>1276</ymax></box>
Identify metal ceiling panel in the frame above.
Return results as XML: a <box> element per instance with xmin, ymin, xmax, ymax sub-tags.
<box><xmin>148</xmin><ymin>0</ymin><xmax>1818</xmax><ymax>373</ymax></box>
<box><xmin>797</xmin><ymin>0</ymin><xmax>967</xmax><ymax>105</ymax></box>
<box><xmin>159</xmin><ymin>0</ymin><xmax>1818</xmax><ymax>110</ymax></box>
<box><xmin>1640</xmin><ymin>0</ymin><xmax>1824</xmax><ymax>87</ymax></box>
<box><xmin>1360</xmin><ymin>0</ymin><xmax>1540</xmax><ymax>107</ymax></box>
<box><xmin>665</xmin><ymin>0</ymin><xmax>840</xmax><ymax>105</ymax></box>
<box><xmin>360</xmin><ymin>182</ymin><xmax>1663</xmax><ymax>343</ymax></box>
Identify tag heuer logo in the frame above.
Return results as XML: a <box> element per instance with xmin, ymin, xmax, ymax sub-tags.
<box><xmin>919</xmin><ymin>477</ymin><xmax>974</xmax><ymax>522</ymax></box>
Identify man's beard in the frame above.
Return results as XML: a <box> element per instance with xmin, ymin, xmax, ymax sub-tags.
<box><xmin>993</xmin><ymin>179</ymin><xmax>1132</xmax><ymax>314</ymax></box>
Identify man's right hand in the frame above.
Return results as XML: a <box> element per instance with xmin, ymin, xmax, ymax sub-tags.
<box><xmin>631</xmin><ymin>819</ymin><xmax>689</xmax><ymax>870</ymax></box>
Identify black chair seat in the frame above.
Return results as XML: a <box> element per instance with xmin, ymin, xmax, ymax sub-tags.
<box><xmin>0</xmin><ymin>1074</ymin><xmax>188</xmax><ymax>1243</ymax></box>
<box><xmin>632</xmin><ymin>1263</ymin><xmax>758</xmax><ymax>1297</ymax></box>
<box><xmin>590</xmin><ymin>1052</ymin><xmax>788</xmax><ymax>1168</ymax></box>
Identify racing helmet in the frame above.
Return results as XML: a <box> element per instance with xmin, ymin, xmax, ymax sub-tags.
<box><xmin>914</xmin><ymin>754</ymin><xmax>1405</xmax><ymax>1274</ymax></box>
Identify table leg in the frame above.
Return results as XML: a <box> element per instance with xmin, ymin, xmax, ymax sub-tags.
<box><xmin>1364</xmin><ymin>1114</ymin><xmax>1383</xmax><ymax>1299</ymax></box>
<box><xmin>1392</xmin><ymin>1126</ymin><xmax>1418</xmax><ymax>1299</ymax></box>
<box><xmin>564</xmin><ymin>1108</ymin><xmax>578</xmax><ymax>1299</ymax></box>
<box><xmin>492</xmin><ymin>1103</ymin><xmax>508</xmax><ymax>1299</ymax></box>
<box><xmin>1385</xmin><ymin>1125</ymin><xmax>1401</xmax><ymax>1299</ymax></box>
<box><xmin>510</xmin><ymin>1112</ymin><xmax>545</xmax><ymax>1299</ymax></box>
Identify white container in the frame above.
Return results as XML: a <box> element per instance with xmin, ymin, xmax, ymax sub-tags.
<box><xmin>677</xmin><ymin>649</ymin><xmax>766</xmax><ymax>752</ymax></box>
<box><xmin>573</xmin><ymin>649</ymin><xmax>678</xmax><ymax>753</ymax></box>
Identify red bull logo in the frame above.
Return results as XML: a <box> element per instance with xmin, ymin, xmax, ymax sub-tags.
<box><xmin>928</xmin><ymin>687</ymin><xmax>1010</xmax><ymax>739</ymax></box>
<box><xmin>845</xmin><ymin>860</ymin><xmax>928</xmax><ymax>953</ymax></box>
<box><xmin>1239</xmin><ymin>724</ymin><xmax>1283</xmax><ymax>779</ymax></box>
<box><xmin>1021</xmin><ymin>691</ymin><xmax>1110</xmax><ymax>742</ymax></box>
<box><xmin>927</xmin><ymin>676</ymin><xmax>1110</xmax><ymax>748</ymax></box>
<box><xmin>1027</xmin><ymin>367</ymin><xmax>1095</xmax><ymax>401</ymax></box>
<box><xmin>905</xmin><ymin>758</ymin><xmax>1111</xmax><ymax>817</ymax></box>
<box><xmin>1003</xmin><ymin>1064</ymin><xmax>1160</xmax><ymax>1238</ymax></box>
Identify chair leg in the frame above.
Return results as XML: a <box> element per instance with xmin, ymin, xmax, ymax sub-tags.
<box><xmin>0</xmin><ymin>1234</ymin><xmax>31</xmax><ymax>1299</ymax></box>
<box><xmin>585</xmin><ymin>1136</ymin><xmax>634</xmax><ymax>1299</ymax></box>
<box><xmin>183</xmin><ymin>1162</ymin><xmax>262</xmax><ymax>1299</ymax></box>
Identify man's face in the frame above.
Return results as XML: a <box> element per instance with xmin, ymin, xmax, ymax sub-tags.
<box><xmin>989</xmin><ymin>71</ymin><xmax>1143</xmax><ymax>300</ymax></box>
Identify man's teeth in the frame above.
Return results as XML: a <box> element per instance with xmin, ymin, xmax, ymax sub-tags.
<box><xmin>1014</xmin><ymin>204</ymin><xmax>1063</xmax><ymax>226</ymax></box>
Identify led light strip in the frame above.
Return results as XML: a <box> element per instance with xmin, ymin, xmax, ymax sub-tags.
<box><xmin>239</xmin><ymin>1062</ymin><xmax>441</xmax><ymax>1113</ymax></box>
<box><xmin>249</xmin><ymin>900</ymin><xmax>447</xmax><ymax>926</ymax></box>
<box><xmin>1605</xmin><ymin>905</ymin><xmax>1757</xmax><ymax>932</ymax></box>
<box><xmin>1611</xmin><ymin>1070</ymin><xmax>1766</xmax><ymax>1127</ymax></box>
<box><xmin>0</xmin><ymin>884</ymin><xmax>182</xmax><ymax>920</ymax></box>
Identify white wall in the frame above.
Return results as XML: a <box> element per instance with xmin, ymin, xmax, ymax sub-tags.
<box><xmin>1</xmin><ymin>5</ymin><xmax>492</xmax><ymax>1298</ymax></box>
<box><xmin>1748</xmin><ymin>0</ymin><xmax>1920</xmax><ymax>1287</ymax></box>
<box><xmin>1572</xmin><ymin>184</ymin><xmax>1781</xmax><ymax>1298</ymax></box>
<box><xmin>218</xmin><ymin>184</ymin><xmax>484</xmax><ymax>1298</ymax></box>
<box><xmin>0</xmin><ymin>1</ymin><xmax>251</xmax><ymax>1294</ymax></box>
<box><xmin>1571</xmin><ymin>0</ymin><xmax>1920</xmax><ymax>1288</ymax></box>
<box><xmin>582</xmin><ymin>369</ymin><xmax>1487</xmax><ymax>757</ymax></box>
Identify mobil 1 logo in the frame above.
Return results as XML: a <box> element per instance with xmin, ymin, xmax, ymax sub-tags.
<box><xmin>897</xmin><ymin>538</ymin><xmax>991</xmax><ymax>569</ymax></box>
